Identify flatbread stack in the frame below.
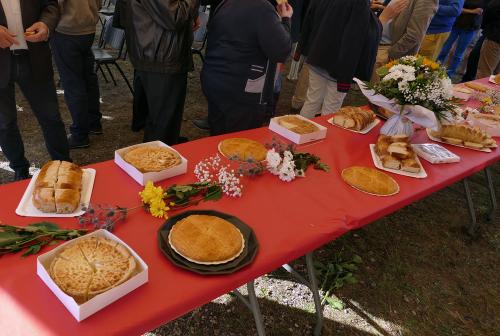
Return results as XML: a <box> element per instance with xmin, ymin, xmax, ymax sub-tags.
<box><xmin>277</xmin><ymin>115</ymin><xmax>319</xmax><ymax>134</ymax></box>
<box><xmin>375</xmin><ymin>135</ymin><xmax>421</xmax><ymax>173</ymax></box>
<box><xmin>168</xmin><ymin>215</ymin><xmax>245</xmax><ymax>264</ymax></box>
<box><xmin>219</xmin><ymin>138</ymin><xmax>267</xmax><ymax>161</ymax></box>
<box><xmin>341</xmin><ymin>166</ymin><xmax>399</xmax><ymax>196</ymax></box>
<box><xmin>50</xmin><ymin>236</ymin><xmax>137</xmax><ymax>304</ymax></box>
<box><xmin>33</xmin><ymin>161</ymin><xmax>82</xmax><ymax>214</ymax></box>
<box><xmin>429</xmin><ymin>124</ymin><xmax>496</xmax><ymax>150</ymax></box>
<box><xmin>332</xmin><ymin>106</ymin><xmax>376</xmax><ymax>131</ymax></box>
<box><xmin>123</xmin><ymin>146</ymin><xmax>181</xmax><ymax>172</ymax></box>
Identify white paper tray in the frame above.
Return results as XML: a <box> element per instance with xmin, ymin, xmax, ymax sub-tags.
<box><xmin>268</xmin><ymin>115</ymin><xmax>327</xmax><ymax>144</ymax></box>
<box><xmin>327</xmin><ymin>117</ymin><xmax>380</xmax><ymax>134</ymax></box>
<box><xmin>15</xmin><ymin>168</ymin><xmax>96</xmax><ymax>217</ymax></box>
<box><xmin>489</xmin><ymin>75</ymin><xmax>499</xmax><ymax>85</ymax></box>
<box><xmin>114</xmin><ymin>141</ymin><xmax>188</xmax><ymax>186</ymax></box>
<box><xmin>426</xmin><ymin>129</ymin><xmax>494</xmax><ymax>153</ymax></box>
<box><xmin>369</xmin><ymin>144</ymin><xmax>427</xmax><ymax>179</ymax></box>
<box><xmin>37</xmin><ymin>229</ymin><xmax>148</xmax><ymax>322</ymax></box>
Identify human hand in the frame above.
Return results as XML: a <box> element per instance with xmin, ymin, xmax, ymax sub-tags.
<box><xmin>371</xmin><ymin>0</ymin><xmax>386</xmax><ymax>11</ymax></box>
<box><xmin>379</xmin><ymin>0</ymin><xmax>409</xmax><ymax>24</ymax></box>
<box><xmin>277</xmin><ymin>2</ymin><xmax>293</xmax><ymax>18</ymax></box>
<box><xmin>0</xmin><ymin>25</ymin><xmax>18</xmax><ymax>49</ymax></box>
<box><xmin>193</xmin><ymin>16</ymin><xmax>201</xmax><ymax>31</ymax></box>
<box><xmin>472</xmin><ymin>7</ymin><xmax>483</xmax><ymax>15</ymax></box>
<box><xmin>24</xmin><ymin>22</ymin><xmax>49</xmax><ymax>43</ymax></box>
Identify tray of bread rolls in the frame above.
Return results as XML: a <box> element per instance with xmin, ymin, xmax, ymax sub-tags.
<box><xmin>16</xmin><ymin>161</ymin><xmax>96</xmax><ymax>217</ymax></box>
<box><xmin>328</xmin><ymin>106</ymin><xmax>380</xmax><ymax>134</ymax></box>
<box><xmin>426</xmin><ymin>125</ymin><xmax>497</xmax><ymax>153</ymax></box>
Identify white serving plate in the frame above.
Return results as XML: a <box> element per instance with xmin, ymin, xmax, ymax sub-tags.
<box><xmin>268</xmin><ymin>115</ymin><xmax>327</xmax><ymax>145</ymax></box>
<box><xmin>16</xmin><ymin>168</ymin><xmax>96</xmax><ymax>217</ymax></box>
<box><xmin>369</xmin><ymin>145</ymin><xmax>428</xmax><ymax>179</ymax></box>
<box><xmin>426</xmin><ymin>129</ymin><xmax>494</xmax><ymax>153</ymax></box>
<box><xmin>489</xmin><ymin>75</ymin><xmax>499</xmax><ymax>85</ymax></box>
<box><xmin>327</xmin><ymin>117</ymin><xmax>380</xmax><ymax>134</ymax></box>
<box><xmin>37</xmin><ymin>229</ymin><xmax>148</xmax><ymax>322</ymax></box>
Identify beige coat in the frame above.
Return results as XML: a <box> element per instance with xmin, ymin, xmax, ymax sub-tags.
<box><xmin>389</xmin><ymin>0</ymin><xmax>439</xmax><ymax>59</ymax></box>
<box><xmin>56</xmin><ymin>0</ymin><xmax>101</xmax><ymax>35</ymax></box>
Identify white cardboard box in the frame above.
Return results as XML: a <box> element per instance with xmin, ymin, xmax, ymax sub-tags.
<box><xmin>37</xmin><ymin>229</ymin><xmax>149</xmax><ymax>322</ymax></box>
<box><xmin>114</xmin><ymin>140</ymin><xmax>188</xmax><ymax>186</ymax></box>
<box><xmin>269</xmin><ymin>115</ymin><xmax>327</xmax><ymax>144</ymax></box>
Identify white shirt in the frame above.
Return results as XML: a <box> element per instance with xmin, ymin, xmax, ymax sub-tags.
<box><xmin>0</xmin><ymin>0</ymin><xmax>28</xmax><ymax>50</ymax></box>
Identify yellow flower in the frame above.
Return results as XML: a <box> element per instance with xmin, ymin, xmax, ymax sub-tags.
<box><xmin>423</xmin><ymin>58</ymin><xmax>439</xmax><ymax>70</ymax></box>
<box><xmin>482</xmin><ymin>97</ymin><xmax>493</xmax><ymax>104</ymax></box>
<box><xmin>149</xmin><ymin>198</ymin><xmax>169</xmax><ymax>218</ymax></box>
<box><xmin>139</xmin><ymin>181</ymin><xmax>164</xmax><ymax>204</ymax></box>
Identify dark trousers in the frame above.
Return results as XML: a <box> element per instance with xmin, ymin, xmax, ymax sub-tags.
<box><xmin>131</xmin><ymin>70</ymin><xmax>148</xmax><ymax>131</ymax></box>
<box><xmin>51</xmin><ymin>32</ymin><xmax>101</xmax><ymax>140</ymax></box>
<box><xmin>0</xmin><ymin>53</ymin><xmax>70</xmax><ymax>172</ymax></box>
<box><xmin>206</xmin><ymin>94</ymin><xmax>266</xmax><ymax>136</ymax></box>
<box><xmin>136</xmin><ymin>71</ymin><xmax>187</xmax><ymax>145</ymax></box>
<box><xmin>462</xmin><ymin>34</ymin><xmax>485</xmax><ymax>82</ymax></box>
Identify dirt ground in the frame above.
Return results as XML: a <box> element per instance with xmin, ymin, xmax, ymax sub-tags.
<box><xmin>1</xmin><ymin>55</ymin><xmax>499</xmax><ymax>336</ymax></box>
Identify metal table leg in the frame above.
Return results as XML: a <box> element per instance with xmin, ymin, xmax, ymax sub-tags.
<box><xmin>282</xmin><ymin>252</ymin><xmax>324</xmax><ymax>336</ymax></box>
<box><xmin>463</xmin><ymin>178</ymin><xmax>478</xmax><ymax>235</ymax></box>
<box><xmin>484</xmin><ymin>167</ymin><xmax>497</xmax><ymax>222</ymax></box>
<box><xmin>233</xmin><ymin>281</ymin><xmax>266</xmax><ymax>336</ymax></box>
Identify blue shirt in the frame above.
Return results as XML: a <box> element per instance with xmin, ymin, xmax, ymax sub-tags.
<box><xmin>427</xmin><ymin>0</ymin><xmax>465</xmax><ymax>34</ymax></box>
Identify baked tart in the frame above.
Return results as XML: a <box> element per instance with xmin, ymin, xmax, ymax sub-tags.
<box><xmin>277</xmin><ymin>115</ymin><xmax>319</xmax><ymax>134</ymax></box>
<box><xmin>49</xmin><ymin>236</ymin><xmax>137</xmax><ymax>303</ymax></box>
<box><xmin>341</xmin><ymin>166</ymin><xmax>399</xmax><ymax>196</ymax></box>
<box><xmin>168</xmin><ymin>215</ymin><xmax>245</xmax><ymax>265</ymax></box>
<box><xmin>123</xmin><ymin>146</ymin><xmax>182</xmax><ymax>172</ymax></box>
<box><xmin>219</xmin><ymin>138</ymin><xmax>267</xmax><ymax>161</ymax></box>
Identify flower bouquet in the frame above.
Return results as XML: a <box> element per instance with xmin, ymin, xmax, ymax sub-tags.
<box><xmin>354</xmin><ymin>56</ymin><xmax>456</xmax><ymax>136</ymax></box>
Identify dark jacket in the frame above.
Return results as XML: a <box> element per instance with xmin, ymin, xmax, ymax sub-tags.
<box><xmin>0</xmin><ymin>0</ymin><xmax>60</xmax><ymax>88</ymax></box>
<box><xmin>454</xmin><ymin>0</ymin><xmax>487</xmax><ymax>30</ymax></box>
<box><xmin>121</xmin><ymin>0</ymin><xmax>199</xmax><ymax>74</ymax></box>
<box><xmin>482</xmin><ymin>0</ymin><xmax>500</xmax><ymax>43</ymax></box>
<box><xmin>201</xmin><ymin>0</ymin><xmax>292</xmax><ymax>105</ymax></box>
<box><xmin>299</xmin><ymin>0</ymin><xmax>382</xmax><ymax>92</ymax></box>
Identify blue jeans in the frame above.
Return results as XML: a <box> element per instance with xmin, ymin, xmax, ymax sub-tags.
<box><xmin>437</xmin><ymin>28</ymin><xmax>477</xmax><ymax>77</ymax></box>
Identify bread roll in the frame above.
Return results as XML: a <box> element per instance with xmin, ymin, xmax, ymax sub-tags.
<box><xmin>33</xmin><ymin>188</ymin><xmax>56</xmax><ymax>213</ymax></box>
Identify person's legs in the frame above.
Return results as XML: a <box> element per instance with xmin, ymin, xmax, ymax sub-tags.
<box><xmin>437</xmin><ymin>28</ymin><xmax>460</xmax><ymax>64</ymax></box>
<box><xmin>321</xmin><ymin>81</ymin><xmax>347</xmax><ymax>115</ymax></box>
<box><xmin>132</xmin><ymin>70</ymin><xmax>148</xmax><ymax>132</ymax></box>
<box><xmin>50</xmin><ymin>32</ymin><xmax>91</xmax><ymax>143</ymax></box>
<box><xmin>462</xmin><ymin>33</ymin><xmax>485</xmax><ymax>82</ymax></box>
<box><xmin>477</xmin><ymin>38</ymin><xmax>500</xmax><ymax>79</ymax></box>
<box><xmin>82</xmin><ymin>34</ymin><xmax>102</xmax><ymax>132</ymax></box>
<box><xmin>291</xmin><ymin>63</ymin><xmax>309</xmax><ymax>110</ymax></box>
<box><xmin>300</xmin><ymin>68</ymin><xmax>328</xmax><ymax>119</ymax></box>
<box><xmin>419</xmin><ymin>32</ymin><xmax>450</xmax><ymax>60</ymax></box>
<box><xmin>140</xmin><ymin>71</ymin><xmax>188</xmax><ymax>145</ymax></box>
<box><xmin>371</xmin><ymin>45</ymin><xmax>390</xmax><ymax>82</ymax></box>
<box><xmin>447</xmin><ymin>29</ymin><xmax>476</xmax><ymax>77</ymax></box>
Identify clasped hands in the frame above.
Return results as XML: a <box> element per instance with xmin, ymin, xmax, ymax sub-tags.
<box><xmin>0</xmin><ymin>22</ymin><xmax>49</xmax><ymax>49</ymax></box>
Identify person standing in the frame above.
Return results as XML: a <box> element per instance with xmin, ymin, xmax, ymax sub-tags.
<box><xmin>51</xmin><ymin>0</ymin><xmax>102</xmax><ymax>149</ymax></box>
<box><xmin>122</xmin><ymin>0</ymin><xmax>199</xmax><ymax>145</ymax></box>
<box><xmin>299</xmin><ymin>0</ymin><xmax>408</xmax><ymax>118</ymax></box>
<box><xmin>201</xmin><ymin>0</ymin><xmax>293</xmax><ymax>135</ymax></box>
<box><xmin>437</xmin><ymin>0</ymin><xmax>487</xmax><ymax>78</ymax></box>
<box><xmin>476</xmin><ymin>0</ymin><xmax>500</xmax><ymax>78</ymax></box>
<box><xmin>418</xmin><ymin>0</ymin><xmax>465</xmax><ymax>60</ymax></box>
<box><xmin>0</xmin><ymin>0</ymin><xmax>71</xmax><ymax>181</ymax></box>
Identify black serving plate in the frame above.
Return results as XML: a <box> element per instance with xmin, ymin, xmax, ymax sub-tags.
<box><xmin>158</xmin><ymin>210</ymin><xmax>259</xmax><ymax>275</ymax></box>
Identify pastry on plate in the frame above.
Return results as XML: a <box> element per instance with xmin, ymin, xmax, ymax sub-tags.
<box><xmin>375</xmin><ymin>135</ymin><xmax>422</xmax><ymax>173</ymax></box>
<box><xmin>32</xmin><ymin>160</ymin><xmax>83</xmax><ymax>214</ymax></box>
<box><xmin>332</xmin><ymin>106</ymin><xmax>376</xmax><ymax>131</ymax></box>
<box><xmin>123</xmin><ymin>146</ymin><xmax>182</xmax><ymax>173</ymax></box>
<box><xmin>341</xmin><ymin>166</ymin><xmax>399</xmax><ymax>196</ymax></box>
<box><xmin>429</xmin><ymin>124</ymin><xmax>496</xmax><ymax>150</ymax></box>
<box><xmin>464</xmin><ymin>82</ymin><xmax>489</xmax><ymax>92</ymax></box>
<box><xmin>277</xmin><ymin>115</ymin><xmax>319</xmax><ymax>134</ymax></box>
<box><xmin>168</xmin><ymin>215</ymin><xmax>245</xmax><ymax>264</ymax></box>
<box><xmin>219</xmin><ymin>138</ymin><xmax>267</xmax><ymax>161</ymax></box>
<box><xmin>49</xmin><ymin>236</ymin><xmax>136</xmax><ymax>303</ymax></box>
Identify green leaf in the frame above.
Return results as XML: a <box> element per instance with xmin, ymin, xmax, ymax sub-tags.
<box><xmin>205</xmin><ymin>186</ymin><xmax>222</xmax><ymax>202</ymax></box>
<box><xmin>0</xmin><ymin>231</ymin><xmax>25</xmax><ymax>248</ymax></box>
<box><xmin>376</xmin><ymin>66</ymin><xmax>389</xmax><ymax>77</ymax></box>
<box><xmin>325</xmin><ymin>296</ymin><xmax>344</xmax><ymax>310</ymax></box>
<box><xmin>22</xmin><ymin>244</ymin><xmax>42</xmax><ymax>257</ymax></box>
<box><xmin>27</xmin><ymin>222</ymin><xmax>60</xmax><ymax>232</ymax></box>
<box><xmin>352</xmin><ymin>255</ymin><xmax>363</xmax><ymax>264</ymax></box>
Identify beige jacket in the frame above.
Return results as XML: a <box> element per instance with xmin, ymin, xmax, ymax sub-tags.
<box><xmin>56</xmin><ymin>0</ymin><xmax>101</xmax><ymax>35</ymax></box>
<box><xmin>389</xmin><ymin>0</ymin><xmax>439</xmax><ymax>59</ymax></box>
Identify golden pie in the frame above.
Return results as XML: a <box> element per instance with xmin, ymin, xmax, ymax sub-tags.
<box><xmin>49</xmin><ymin>236</ymin><xmax>137</xmax><ymax>304</ymax></box>
<box><xmin>168</xmin><ymin>215</ymin><xmax>245</xmax><ymax>264</ymax></box>
<box><xmin>123</xmin><ymin>146</ymin><xmax>181</xmax><ymax>172</ymax></box>
<box><xmin>341</xmin><ymin>166</ymin><xmax>399</xmax><ymax>196</ymax></box>
<box><xmin>219</xmin><ymin>138</ymin><xmax>267</xmax><ymax>161</ymax></box>
<box><xmin>277</xmin><ymin>115</ymin><xmax>319</xmax><ymax>134</ymax></box>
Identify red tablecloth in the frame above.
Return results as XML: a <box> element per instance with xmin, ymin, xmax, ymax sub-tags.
<box><xmin>0</xmin><ymin>79</ymin><xmax>498</xmax><ymax>336</ymax></box>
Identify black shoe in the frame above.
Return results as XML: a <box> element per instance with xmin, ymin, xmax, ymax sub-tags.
<box><xmin>14</xmin><ymin>168</ymin><xmax>30</xmax><ymax>182</ymax></box>
<box><xmin>68</xmin><ymin>134</ymin><xmax>90</xmax><ymax>149</ymax></box>
<box><xmin>192</xmin><ymin>118</ymin><xmax>210</xmax><ymax>131</ymax></box>
<box><xmin>89</xmin><ymin>126</ymin><xmax>103</xmax><ymax>135</ymax></box>
<box><xmin>177</xmin><ymin>136</ymin><xmax>189</xmax><ymax>144</ymax></box>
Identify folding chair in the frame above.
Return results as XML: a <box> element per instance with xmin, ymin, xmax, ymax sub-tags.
<box><xmin>192</xmin><ymin>9</ymin><xmax>210</xmax><ymax>63</ymax></box>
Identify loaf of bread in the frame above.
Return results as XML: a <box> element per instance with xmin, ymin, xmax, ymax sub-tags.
<box><xmin>32</xmin><ymin>161</ymin><xmax>83</xmax><ymax>214</ymax></box>
<box><xmin>332</xmin><ymin>106</ymin><xmax>376</xmax><ymax>131</ymax></box>
<box><xmin>429</xmin><ymin>124</ymin><xmax>496</xmax><ymax>150</ymax></box>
